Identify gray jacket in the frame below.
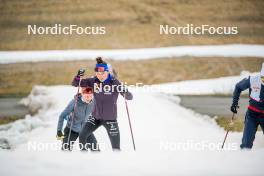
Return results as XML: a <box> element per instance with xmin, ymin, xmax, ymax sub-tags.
<box><xmin>57</xmin><ymin>94</ymin><xmax>94</xmax><ymax>133</ymax></box>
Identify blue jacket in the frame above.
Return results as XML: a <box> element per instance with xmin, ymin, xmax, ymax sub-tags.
<box><xmin>57</xmin><ymin>94</ymin><xmax>94</xmax><ymax>133</ymax></box>
<box><xmin>233</xmin><ymin>76</ymin><xmax>264</xmax><ymax>112</ymax></box>
<box><xmin>72</xmin><ymin>75</ymin><xmax>133</xmax><ymax>120</ymax></box>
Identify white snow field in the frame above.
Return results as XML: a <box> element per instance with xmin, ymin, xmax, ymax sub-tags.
<box><xmin>0</xmin><ymin>73</ymin><xmax>264</xmax><ymax>175</ymax></box>
<box><xmin>0</xmin><ymin>44</ymin><xmax>264</xmax><ymax>64</ymax></box>
<box><xmin>151</xmin><ymin>71</ymin><xmax>258</xmax><ymax>95</ymax></box>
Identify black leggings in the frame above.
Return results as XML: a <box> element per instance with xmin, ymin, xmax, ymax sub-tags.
<box><xmin>62</xmin><ymin>127</ymin><xmax>98</xmax><ymax>151</ymax></box>
<box><xmin>79</xmin><ymin>116</ymin><xmax>120</xmax><ymax>150</ymax></box>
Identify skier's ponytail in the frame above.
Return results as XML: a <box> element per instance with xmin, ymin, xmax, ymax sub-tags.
<box><xmin>96</xmin><ymin>57</ymin><xmax>106</xmax><ymax>64</ymax></box>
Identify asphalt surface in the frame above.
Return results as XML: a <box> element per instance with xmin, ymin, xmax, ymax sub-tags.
<box><xmin>179</xmin><ymin>95</ymin><xmax>248</xmax><ymax>118</ymax></box>
<box><xmin>0</xmin><ymin>98</ymin><xmax>28</xmax><ymax>118</ymax></box>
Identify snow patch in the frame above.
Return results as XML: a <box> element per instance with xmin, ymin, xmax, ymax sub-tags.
<box><xmin>1</xmin><ymin>44</ymin><xmax>264</xmax><ymax>64</ymax></box>
<box><xmin>151</xmin><ymin>71</ymin><xmax>258</xmax><ymax>95</ymax></box>
<box><xmin>0</xmin><ymin>86</ymin><xmax>72</xmax><ymax>148</ymax></box>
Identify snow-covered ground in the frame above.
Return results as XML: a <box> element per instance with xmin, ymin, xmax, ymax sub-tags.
<box><xmin>150</xmin><ymin>71</ymin><xmax>257</xmax><ymax>95</ymax></box>
<box><xmin>0</xmin><ymin>73</ymin><xmax>263</xmax><ymax>175</ymax></box>
<box><xmin>1</xmin><ymin>44</ymin><xmax>264</xmax><ymax>64</ymax></box>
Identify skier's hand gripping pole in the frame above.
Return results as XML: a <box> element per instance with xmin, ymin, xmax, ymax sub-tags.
<box><xmin>56</xmin><ymin>131</ymin><xmax>64</xmax><ymax>141</ymax></box>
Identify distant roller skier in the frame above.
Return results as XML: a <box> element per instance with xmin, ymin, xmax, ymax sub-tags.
<box><xmin>230</xmin><ymin>63</ymin><xmax>264</xmax><ymax>149</ymax></box>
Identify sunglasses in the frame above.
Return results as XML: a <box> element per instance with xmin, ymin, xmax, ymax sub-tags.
<box><xmin>94</xmin><ymin>67</ymin><xmax>108</xmax><ymax>72</ymax></box>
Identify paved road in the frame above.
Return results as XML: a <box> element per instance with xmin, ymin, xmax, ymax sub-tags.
<box><xmin>0</xmin><ymin>98</ymin><xmax>28</xmax><ymax>118</ymax></box>
<box><xmin>179</xmin><ymin>95</ymin><xmax>248</xmax><ymax>118</ymax></box>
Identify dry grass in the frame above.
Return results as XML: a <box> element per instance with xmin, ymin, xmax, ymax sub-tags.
<box><xmin>216</xmin><ymin>116</ymin><xmax>244</xmax><ymax>132</ymax></box>
<box><xmin>0</xmin><ymin>57</ymin><xmax>263</xmax><ymax>97</ymax></box>
<box><xmin>0</xmin><ymin>0</ymin><xmax>264</xmax><ymax>50</ymax></box>
<box><xmin>0</xmin><ymin>115</ymin><xmax>22</xmax><ymax>125</ymax></box>
<box><xmin>216</xmin><ymin>115</ymin><xmax>262</xmax><ymax>132</ymax></box>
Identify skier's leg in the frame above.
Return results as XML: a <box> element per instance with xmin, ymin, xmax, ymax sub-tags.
<box><xmin>240</xmin><ymin>110</ymin><xmax>258</xmax><ymax>149</ymax></box>
<box><xmin>85</xmin><ymin>133</ymin><xmax>100</xmax><ymax>151</ymax></box>
<box><xmin>62</xmin><ymin>127</ymin><xmax>79</xmax><ymax>151</ymax></box>
<box><xmin>79</xmin><ymin>116</ymin><xmax>101</xmax><ymax>150</ymax></box>
<box><xmin>258</xmin><ymin>114</ymin><xmax>264</xmax><ymax>134</ymax></box>
<box><xmin>62</xmin><ymin>127</ymin><xmax>70</xmax><ymax>150</ymax></box>
<box><xmin>102</xmin><ymin>120</ymin><xmax>120</xmax><ymax>150</ymax></box>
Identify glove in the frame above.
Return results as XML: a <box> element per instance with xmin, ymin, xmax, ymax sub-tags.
<box><xmin>57</xmin><ymin>131</ymin><xmax>63</xmax><ymax>138</ymax></box>
<box><xmin>230</xmin><ymin>104</ymin><xmax>239</xmax><ymax>114</ymax></box>
<box><xmin>77</xmin><ymin>69</ymin><xmax>85</xmax><ymax>77</ymax></box>
<box><xmin>119</xmin><ymin>86</ymin><xmax>128</xmax><ymax>92</ymax></box>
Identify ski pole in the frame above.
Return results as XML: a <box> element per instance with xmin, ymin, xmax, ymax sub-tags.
<box><xmin>124</xmin><ymin>93</ymin><xmax>136</xmax><ymax>151</ymax></box>
<box><xmin>221</xmin><ymin>113</ymin><xmax>235</xmax><ymax>149</ymax></box>
<box><xmin>67</xmin><ymin>76</ymin><xmax>82</xmax><ymax>150</ymax></box>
